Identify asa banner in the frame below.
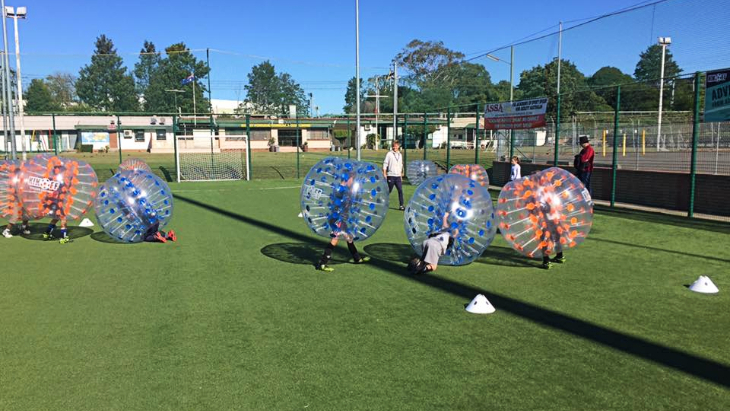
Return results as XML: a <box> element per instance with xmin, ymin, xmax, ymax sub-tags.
<box><xmin>483</xmin><ymin>97</ymin><xmax>548</xmax><ymax>130</ymax></box>
<box><xmin>705</xmin><ymin>68</ymin><xmax>730</xmax><ymax>122</ymax></box>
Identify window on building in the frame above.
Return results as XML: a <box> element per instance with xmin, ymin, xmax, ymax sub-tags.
<box><xmin>307</xmin><ymin>129</ymin><xmax>330</xmax><ymax>140</ymax></box>
<box><xmin>135</xmin><ymin>131</ymin><xmax>145</xmax><ymax>142</ymax></box>
<box><xmin>277</xmin><ymin>130</ymin><xmax>300</xmax><ymax>147</ymax></box>
<box><xmin>156</xmin><ymin>130</ymin><xmax>167</xmax><ymax>141</ymax></box>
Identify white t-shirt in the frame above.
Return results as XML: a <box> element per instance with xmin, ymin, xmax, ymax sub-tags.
<box><xmin>383</xmin><ymin>151</ymin><xmax>403</xmax><ymax>177</ymax></box>
<box><xmin>511</xmin><ymin>164</ymin><xmax>521</xmax><ymax>180</ymax></box>
<box><xmin>434</xmin><ymin>232</ymin><xmax>451</xmax><ymax>249</ymax></box>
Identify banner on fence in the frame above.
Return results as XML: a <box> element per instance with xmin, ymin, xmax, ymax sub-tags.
<box><xmin>483</xmin><ymin>97</ymin><xmax>548</xmax><ymax>130</ymax></box>
<box><xmin>705</xmin><ymin>68</ymin><xmax>730</xmax><ymax>122</ymax></box>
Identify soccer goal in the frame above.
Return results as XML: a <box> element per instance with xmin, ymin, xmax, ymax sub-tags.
<box><xmin>175</xmin><ymin>135</ymin><xmax>249</xmax><ymax>182</ymax></box>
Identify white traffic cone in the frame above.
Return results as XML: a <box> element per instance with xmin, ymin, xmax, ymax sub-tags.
<box><xmin>79</xmin><ymin>218</ymin><xmax>94</xmax><ymax>227</ymax></box>
<box><xmin>689</xmin><ymin>276</ymin><xmax>719</xmax><ymax>294</ymax></box>
<box><xmin>465</xmin><ymin>294</ymin><xmax>495</xmax><ymax>314</ymax></box>
<box><xmin>297</xmin><ymin>212</ymin><xmax>303</xmax><ymax>218</ymax></box>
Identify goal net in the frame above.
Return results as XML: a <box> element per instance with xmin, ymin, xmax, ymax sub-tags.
<box><xmin>175</xmin><ymin>135</ymin><xmax>249</xmax><ymax>182</ymax></box>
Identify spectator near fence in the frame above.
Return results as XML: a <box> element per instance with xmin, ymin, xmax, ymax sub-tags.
<box><xmin>574</xmin><ymin>136</ymin><xmax>595</xmax><ymax>194</ymax></box>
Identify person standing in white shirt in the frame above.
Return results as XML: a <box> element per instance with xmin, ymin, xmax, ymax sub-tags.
<box><xmin>383</xmin><ymin>141</ymin><xmax>405</xmax><ymax>210</ymax></box>
<box><xmin>510</xmin><ymin>156</ymin><xmax>521</xmax><ymax>181</ymax></box>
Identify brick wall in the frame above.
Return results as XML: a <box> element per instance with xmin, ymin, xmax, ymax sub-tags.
<box><xmin>491</xmin><ymin>161</ymin><xmax>730</xmax><ymax>217</ymax></box>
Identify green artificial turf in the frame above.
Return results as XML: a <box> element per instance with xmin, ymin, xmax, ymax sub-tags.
<box><xmin>1</xmin><ymin>179</ymin><xmax>728</xmax><ymax>410</ymax></box>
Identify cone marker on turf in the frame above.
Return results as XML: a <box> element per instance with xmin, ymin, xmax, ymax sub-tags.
<box><xmin>297</xmin><ymin>212</ymin><xmax>303</xmax><ymax>218</ymax></box>
<box><xmin>79</xmin><ymin>218</ymin><xmax>94</xmax><ymax>227</ymax></box>
<box><xmin>689</xmin><ymin>276</ymin><xmax>719</xmax><ymax>294</ymax></box>
<box><xmin>466</xmin><ymin>294</ymin><xmax>495</xmax><ymax>314</ymax></box>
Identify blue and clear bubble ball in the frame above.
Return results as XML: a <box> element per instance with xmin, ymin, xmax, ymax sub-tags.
<box><xmin>404</xmin><ymin>174</ymin><xmax>497</xmax><ymax>265</ymax></box>
<box><xmin>94</xmin><ymin>170</ymin><xmax>174</xmax><ymax>243</ymax></box>
<box><xmin>406</xmin><ymin>160</ymin><xmax>439</xmax><ymax>186</ymax></box>
<box><xmin>301</xmin><ymin>157</ymin><xmax>389</xmax><ymax>242</ymax></box>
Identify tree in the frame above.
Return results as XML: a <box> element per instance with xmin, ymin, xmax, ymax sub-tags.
<box><xmin>395</xmin><ymin>40</ymin><xmax>464</xmax><ymax>85</ymax></box>
<box><xmin>244</xmin><ymin>61</ymin><xmax>308</xmax><ymax>116</ymax></box>
<box><xmin>25</xmin><ymin>79</ymin><xmax>61</xmax><ymax>112</ymax></box>
<box><xmin>45</xmin><ymin>72</ymin><xmax>77</xmax><ymax>109</ymax></box>
<box><xmin>588</xmin><ymin>66</ymin><xmax>633</xmax><ymax>110</ymax></box>
<box><xmin>144</xmin><ymin>42</ymin><xmax>210</xmax><ymax>113</ymax></box>
<box><xmin>343</xmin><ymin>77</ymin><xmax>363</xmax><ymax>113</ymax></box>
<box><xmin>76</xmin><ymin>35</ymin><xmax>138</xmax><ymax>111</ymax></box>
<box><xmin>634</xmin><ymin>45</ymin><xmax>681</xmax><ymax>85</ymax></box>
<box><xmin>133</xmin><ymin>40</ymin><xmax>161</xmax><ymax>109</ymax></box>
<box><xmin>518</xmin><ymin>58</ymin><xmax>610</xmax><ymax>118</ymax></box>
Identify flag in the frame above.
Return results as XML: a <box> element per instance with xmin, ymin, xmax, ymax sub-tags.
<box><xmin>181</xmin><ymin>73</ymin><xmax>195</xmax><ymax>85</ymax></box>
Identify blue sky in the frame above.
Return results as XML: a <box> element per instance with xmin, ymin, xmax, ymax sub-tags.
<box><xmin>15</xmin><ymin>0</ymin><xmax>730</xmax><ymax>113</ymax></box>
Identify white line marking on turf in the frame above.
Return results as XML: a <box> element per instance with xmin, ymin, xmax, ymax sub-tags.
<box><xmin>173</xmin><ymin>186</ymin><xmax>301</xmax><ymax>193</ymax></box>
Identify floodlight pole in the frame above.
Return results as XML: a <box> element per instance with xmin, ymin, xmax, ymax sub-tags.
<box><xmin>392</xmin><ymin>62</ymin><xmax>398</xmax><ymax>146</ymax></box>
<box><xmin>657</xmin><ymin>37</ymin><xmax>671</xmax><ymax>152</ymax></box>
<box><xmin>10</xmin><ymin>7</ymin><xmax>26</xmax><ymax>160</ymax></box>
<box><xmin>0</xmin><ymin>0</ymin><xmax>16</xmax><ymax>160</ymax></box>
<box><xmin>355</xmin><ymin>0</ymin><xmax>361</xmax><ymax>161</ymax></box>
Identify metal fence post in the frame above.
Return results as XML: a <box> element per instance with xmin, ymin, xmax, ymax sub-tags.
<box><xmin>611</xmin><ymin>86</ymin><xmax>621</xmax><ymax>207</ymax></box>
<box><xmin>554</xmin><ymin>94</ymin><xmax>561</xmax><ymax>165</ymax></box>
<box><xmin>173</xmin><ymin>115</ymin><xmax>180</xmax><ymax>183</ymax></box>
<box><xmin>117</xmin><ymin>115</ymin><xmax>123</xmax><ymax>164</ymax></box>
<box><xmin>446</xmin><ymin>106</ymin><xmax>452</xmax><ymax>170</ymax></box>
<box><xmin>688</xmin><ymin>71</ymin><xmax>702</xmax><ymax>218</ymax></box>
<box><xmin>475</xmin><ymin>104</ymin><xmax>481</xmax><ymax>164</ymax></box>
<box><xmin>296</xmin><ymin>117</ymin><xmax>300</xmax><ymax>179</ymax></box>
<box><xmin>347</xmin><ymin>116</ymin><xmax>351</xmax><ymax>159</ymax></box>
<box><xmin>423</xmin><ymin>112</ymin><xmax>428</xmax><ymax>160</ymax></box>
<box><xmin>246</xmin><ymin>114</ymin><xmax>252</xmax><ymax>180</ymax></box>
<box><xmin>52</xmin><ymin>113</ymin><xmax>58</xmax><ymax>155</ymax></box>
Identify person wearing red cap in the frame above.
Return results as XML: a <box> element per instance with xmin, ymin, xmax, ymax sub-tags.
<box><xmin>575</xmin><ymin>135</ymin><xmax>594</xmax><ymax>194</ymax></box>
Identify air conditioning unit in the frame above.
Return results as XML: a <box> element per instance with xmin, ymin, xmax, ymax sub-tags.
<box><xmin>364</xmin><ymin>125</ymin><xmax>371</xmax><ymax>131</ymax></box>
<box><xmin>123</xmin><ymin>130</ymin><xmax>134</xmax><ymax>138</ymax></box>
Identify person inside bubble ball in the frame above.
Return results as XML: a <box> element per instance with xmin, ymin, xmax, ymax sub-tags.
<box><xmin>536</xmin><ymin>180</ymin><xmax>566</xmax><ymax>270</ymax></box>
<box><xmin>143</xmin><ymin>220</ymin><xmax>177</xmax><ymax>243</ymax></box>
<box><xmin>408</xmin><ymin>212</ymin><xmax>456</xmax><ymax>275</ymax></box>
<box><xmin>41</xmin><ymin>163</ymin><xmax>73</xmax><ymax>244</ymax></box>
<box><xmin>2</xmin><ymin>164</ymin><xmax>31</xmax><ymax>238</ymax></box>
<box><xmin>316</xmin><ymin>170</ymin><xmax>371</xmax><ymax>272</ymax></box>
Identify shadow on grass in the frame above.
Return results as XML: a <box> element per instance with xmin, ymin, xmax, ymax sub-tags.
<box><xmin>261</xmin><ymin>242</ymin><xmax>351</xmax><ymax>266</ymax></box>
<box><xmin>159</xmin><ymin>166</ymin><xmax>173</xmax><ymax>183</ymax></box>
<box><xmin>594</xmin><ymin>204</ymin><xmax>730</xmax><ymax>234</ymax></box>
<box><xmin>591</xmin><ymin>237</ymin><xmax>730</xmax><ymax>264</ymax></box>
<box><xmin>90</xmin><ymin>231</ymin><xmax>133</xmax><ymax>245</ymax></box>
<box><xmin>363</xmin><ymin>243</ymin><xmax>414</xmax><ymax>264</ymax></box>
<box><xmin>21</xmin><ymin>223</ymin><xmax>93</xmax><ymax>241</ymax></box>
<box><xmin>174</xmin><ymin>192</ymin><xmax>730</xmax><ymax>388</ymax></box>
<box><xmin>476</xmin><ymin>245</ymin><xmax>538</xmax><ymax>268</ymax></box>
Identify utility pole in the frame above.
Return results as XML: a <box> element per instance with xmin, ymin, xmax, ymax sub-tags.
<box><xmin>355</xmin><ymin>0</ymin><xmax>361</xmax><ymax>160</ymax></box>
<box><xmin>1</xmin><ymin>0</ymin><xmax>17</xmax><ymax>159</ymax></box>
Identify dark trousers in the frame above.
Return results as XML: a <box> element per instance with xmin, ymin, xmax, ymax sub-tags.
<box><xmin>387</xmin><ymin>176</ymin><xmax>404</xmax><ymax>207</ymax></box>
<box><xmin>578</xmin><ymin>171</ymin><xmax>592</xmax><ymax>195</ymax></box>
<box><xmin>143</xmin><ymin>222</ymin><xmax>164</xmax><ymax>242</ymax></box>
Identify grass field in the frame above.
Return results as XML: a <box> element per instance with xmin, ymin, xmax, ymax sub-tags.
<box><xmin>1</xmin><ymin>179</ymin><xmax>729</xmax><ymax>410</ymax></box>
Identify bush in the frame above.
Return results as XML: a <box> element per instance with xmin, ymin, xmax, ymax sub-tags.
<box><xmin>80</xmin><ymin>144</ymin><xmax>93</xmax><ymax>153</ymax></box>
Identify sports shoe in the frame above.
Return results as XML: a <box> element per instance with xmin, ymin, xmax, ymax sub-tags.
<box><xmin>42</xmin><ymin>232</ymin><xmax>54</xmax><ymax>241</ymax></box>
<box><xmin>154</xmin><ymin>232</ymin><xmax>167</xmax><ymax>243</ymax></box>
<box><xmin>399</xmin><ymin>206</ymin><xmax>405</xmax><ymax>211</ymax></box>
<box><xmin>59</xmin><ymin>237</ymin><xmax>73</xmax><ymax>244</ymax></box>
<box><xmin>317</xmin><ymin>264</ymin><xmax>334</xmax><ymax>272</ymax></box>
<box><xmin>166</xmin><ymin>230</ymin><xmax>177</xmax><ymax>242</ymax></box>
<box><xmin>552</xmin><ymin>255</ymin><xmax>566</xmax><ymax>264</ymax></box>
<box><xmin>352</xmin><ymin>256</ymin><xmax>371</xmax><ymax>264</ymax></box>
<box><xmin>407</xmin><ymin>257</ymin><xmax>421</xmax><ymax>273</ymax></box>
<box><xmin>21</xmin><ymin>226</ymin><xmax>30</xmax><ymax>235</ymax></box>
<box><xmin>2</xmin><ymin>228</ymin><xmax>12</xmax><ymax>238</ymax></box>
<box><xmin>541</xmin><ymin>261</ymin><xmax>552</xmax><ymax>270</ymax></box>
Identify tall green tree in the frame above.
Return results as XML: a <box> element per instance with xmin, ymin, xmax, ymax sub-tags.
<box><xmin>133</xmin><ymin>40</ymin><xmax>161</xmax><ymax>109</ymax></box>
<box><xmin>395</xmin><ymin>40</ymin><xmax>465</xmax><ymax>85</ymax></box>
<box><xmin>634</xmin><ymin>45</ymin><xmax>681</xmax><ymax>85</ymax></box>
<box><xmin>588</xmin><ymin>66</ymin><xmax>633</xmax><ymax>109</ymax></box>
<box><xmin>243</xmin><ymin>61</ymin><xmax>308</xmax><ymax>116</ymax></box>
<box><xmin>45</xmin><ymin>72</ymin><xmax>77</xmax><ymax>109</ymax></box>
<box><xmin>144</xmin><ymin>42</ymin><xmax>210</xmax><ymax>113</ymax></box>
<box><xmin>25</xmin><ymin>79</ymin><xmax>61</xmax><ymax>112</ymax></box>
<box><xmin>343</xmin><ymin>77</ymin><xmax>363</xmax><ymax>113</ymax></box>
<box><xmin>518</xmin><ymin>58</ymin><xmax>610</xmax><ymax>118</ymax></box>
<box><xmin>76</xmin><ymin>35</ymin><xmax>138</xmax><ymax>112</ymax></box>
